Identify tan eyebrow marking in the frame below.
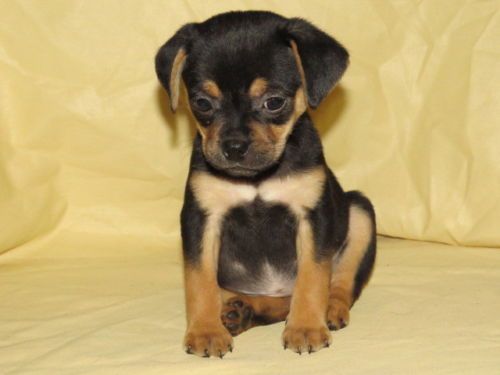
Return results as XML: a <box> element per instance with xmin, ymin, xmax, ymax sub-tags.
<box><xmin>249</xmin><ymin>77</ymin><xmax>268</xmax><ymax>97</ymax></box>
<box><xmin>202</xmin><ymin>80</ymin><xmax>222</xmax><ymax>99</ymax></box>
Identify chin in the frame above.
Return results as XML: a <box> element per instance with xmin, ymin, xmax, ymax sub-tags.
<box><xmin>223</xmin><ymin>166</ymin><xmax>261</xmax><ymax>178</ymax></box>
<box><xmin>207</xmin><ymin>159</ymin><xmax>277</xmax><ymax>179</ymax></box>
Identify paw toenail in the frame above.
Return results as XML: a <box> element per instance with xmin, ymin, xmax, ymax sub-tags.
<box><xmin>327</xmin><ymin>321</ymin><xmax>338</xmax><ymax>331</ymax></box>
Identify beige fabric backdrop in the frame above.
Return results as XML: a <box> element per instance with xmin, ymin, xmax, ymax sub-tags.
<box><xmin>1</xmin><ymin>0</ymin><xmax>499</xmax><ymax>256</ymax></box>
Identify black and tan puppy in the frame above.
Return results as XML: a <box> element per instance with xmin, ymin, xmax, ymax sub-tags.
<box><xmin>155</xmin><ymin>11</ymin><xmax>376</xmax><ymax>358</ymax></box>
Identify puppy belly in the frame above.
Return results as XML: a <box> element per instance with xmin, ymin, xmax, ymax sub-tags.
<box><xmin>219</xmin><ymin>260</ymin><xmax>296</xmax><ymax>297</ymax></box>
<box><xmin>217</xmin><ymin>202</ymin><xmax>298</xmax><ymax>297</ymax></box>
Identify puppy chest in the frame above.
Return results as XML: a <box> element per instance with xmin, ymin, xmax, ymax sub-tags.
<box><xmin>190</xmin><ymin>166</ymin><xmax>326</xmax><ymax>217</ymax></box>
<box><xmin>217</xmin><ymin>202</ymin><xmax>298</xmax><ymax>296</ymax></box>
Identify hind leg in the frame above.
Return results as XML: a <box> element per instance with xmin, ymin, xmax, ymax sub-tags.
<box><xmin>327</xmin><ymin>192</ymin><xmax>376</xmax><ymax>331</ymax></box>
<box><xmin>220</xmin><ymin>290</ymin><xmax>290</xmax><ymax>336</ymax></box>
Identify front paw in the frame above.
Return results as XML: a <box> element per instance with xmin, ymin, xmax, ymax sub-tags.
<box><xmin>184</xmin><ymin>324</ymin><xmax>233</xmax><ymax>358</ymax></box>
<box><xmin>282</xmin><ymin>323</ymin><xmax>331</xmax><ymax>355</ymax></box>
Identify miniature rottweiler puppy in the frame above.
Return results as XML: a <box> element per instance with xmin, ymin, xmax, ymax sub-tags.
<box><xmin>155</xmin><ymin>11</ymin><xmax>376</xmax><ymax>358</ymax></box>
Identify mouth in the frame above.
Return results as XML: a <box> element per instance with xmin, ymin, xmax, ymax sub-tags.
<box><xmin>208</xmin><ymin>160</ymin><xmax>273</xmax><ymax>178</ymax></box>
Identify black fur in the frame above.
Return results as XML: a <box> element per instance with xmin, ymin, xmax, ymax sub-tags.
<box><xmin>156</xmin><ymin>11</ymin><xmax>349</xmax><ymax>111</ymax></box>
<box><xmin>217</xmin><ymin>201</ymin><xmax>298</xmax><ymax>294</ymax></box>
<box><xmin>155</xmin><ymin>23</ymin><xmax>196</xmax><ymax>111</ymax></box>
<box><xmin>285</xmin><ymin>17</ymin><xmax>349</xmax><ymax>108</ymax></box>
<box><xmin>180</xmin><ymin>186</ymin><xmax>206</xmax><ymax>266</ymax></box>
<box><xmin>159</xmin><ymin>10</ymin><xmax>375</xmax><ymax>303</ymax></box>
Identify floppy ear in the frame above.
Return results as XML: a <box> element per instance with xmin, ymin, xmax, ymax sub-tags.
<box><xmin>285</xmin><ymin>18</ymin><xmax>349</xmax><ymax>109</ymax></box>
<box><xmin>155</xmin><ymin>23</ymin><xmax>196</xmax><ymax>112</ymax></box>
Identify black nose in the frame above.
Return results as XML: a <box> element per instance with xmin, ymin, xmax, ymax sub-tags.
<box><xmin>222</xmin><ymin>139</ymin><xmax>249</xmax><ymax>161</ymax></box>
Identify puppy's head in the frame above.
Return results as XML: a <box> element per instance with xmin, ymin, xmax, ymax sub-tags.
<box><xmin>156</xmin><ymin>11</ymin><xmax>348</xmax><ymax>177</ymax></box>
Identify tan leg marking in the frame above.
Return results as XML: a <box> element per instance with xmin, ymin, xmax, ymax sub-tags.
<box><xmin>327</xmin><ymin>205</ymin><xmax>373</xmax><ymax>330</ymax></box>
<box><xmin>202</xmin><ymin>80</ymin><xmax>222</xmax><ymax>99</ymax></box>
<box><xmin>282</xmin><ymin>220</ymin><xmax>332</xmax><ymax>354</ymax></box>
<box><xmin>184</xmin><ymin>172</ymin><xmax>259</xmax><ymax>357</ymax></box>
<box><xmin>248</xmin><ymin>77</ymin><xmax>268</xmax><ymax>98</ymax></box>
<box><xmin>261</xmin><ymin>166</ymin><xmax>331</xmax><ymax>353</ymax></box>
<box><xmin>183</xmin><ymin>216</ymin><xmax>233</xmax><ymax>358</ymax></box>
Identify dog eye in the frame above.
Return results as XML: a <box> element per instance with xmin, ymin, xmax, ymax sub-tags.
<box><xmin>263</xmin><ymin>97</ymin><xmax>286</xmax><ymax>112</ymax></box>
<box><xmin>193</xmin><ymin>97</ymin><xmax>213</xmax><ymax>113</ymax></box>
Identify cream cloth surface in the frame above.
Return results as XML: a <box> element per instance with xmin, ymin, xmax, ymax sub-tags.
<box><xmin>1</xmin><ymin>237</ymin><xmax>499</xmax><ymax>374</ymax></box>
<box><xmin>1</xmin><ymin>1</ymin><xmax>499</xmax><ymax>374</ymax></box>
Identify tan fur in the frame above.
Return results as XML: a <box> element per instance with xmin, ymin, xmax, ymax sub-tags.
<box><xmin>190</xmin><ymin>166</ymin><xmax>325</xmax><ymax>218</ymax></box>
<box><xmin>290</xmin><ymin>40</ymin><xmax>343</xmax><ymax>104</ymax></box>
<box><xmin>183</xmin><ymin>219</ymin><xmax>233</xmax><ymax>357</ymax></box>
<box><xmin>290</xmin><ymin>41</ymin><xmax>308</xmax><ymax>98</ymax></box>
<box><xmin>202</xmin><ymin>80</ymin><xmax>222</xmax><ymax>99</ymax></box>
<box><xmin>169</xmin><ymin>48</ymin><xmax>187</xmax><ymax>111</ymax></box>
<box><xmin>331</xmin><ymin>205</ymin><xmax>372</xmax><ymax>305</ymax></box>
<box><xmin>248</xmin><ymin>87</ymin><xmax>308</xmax><ymax>160</ymax></box>
<box><xmin>259</xmin><ymin>165</ymin><xmax>325</xmax><ymax>217</ymax></box>
<box><xmin>269</xmin><ymin>88</ymin><xmax>307</xmax><ymax>158</ymax></box>
<box><xmin>193</xmin><ymin>84</ymin><xmax>308</xmax><ymax>168</ymax></box>
<box><xmin>327</xmin><ymin>204</ymin><xmax>373</xmax><ymax>327</ymax></box>
<box><xmin>190</xmin><ymin>172</ymin><xmax>257</xmax><ymax>216</ymax></box>
<box><xmin>248</xmin><ymin>77</ymin><xmax>268</xmax><ymax>97</ymax></box>
<box><xmin>184</xmin><ymin>262</ymin><xmax>220</xmax><ymax>329</ymax></box>
<box><xmin>282</xmin><ymin>220</ymin><xmax>332</xmax><ymax>352</ymax></box>
<box><xmin>188</xmin><ymin>165</ymin><xmax>329</xmax><ymax>354</ymax></box>
<box><xmin>198</xmin><ymin>122</ymin><xmax>222</xmax><ymax>158</ymax></box>
<box><xmin>249</xmin><ymin>121</ymin><xmax>271</xmax><ymax>151</ymax></box>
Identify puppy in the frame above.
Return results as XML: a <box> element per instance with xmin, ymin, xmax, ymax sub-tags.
<box><xmin>155</xmin><ymin>11</ymin><xmax>376</xmax><ymax>358</ymax></box>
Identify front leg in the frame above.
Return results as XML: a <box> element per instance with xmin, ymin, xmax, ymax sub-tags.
<box><xmin>181</xmin><ymin>200</ymin><xmax>232</xmax><ymax>358</ymax></box>
<box><xmin>183</xmin><ymin>262</ymin><xmax>233</xmax><ymax>358</ymax></box>
<box><xmin>282</xmin><ymin>220</ymin><xmax>332</xmax><ymax>354</ymax></box>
